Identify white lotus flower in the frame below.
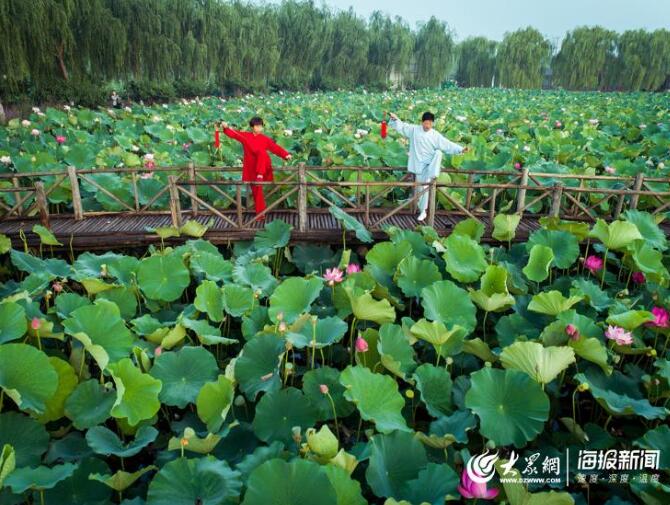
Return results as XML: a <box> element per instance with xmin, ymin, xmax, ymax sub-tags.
<box><xmin>63</xmin><ymin>105</ymin><xmax>71</xmax><ymax>112</ymax></box>
<box><xmin>144</xmin><ymin>153</ymin><xmax>154</xmax><ymax>161</ymax></box>
<box><xmin>21</xmin><ymin>120</ymin><xmax>31</xmax><ymax>127</ymax></box>
<box><xmin>131</xmin><ymin>145</ymin><xmax>140</xmax><ymax>152</ymax></box>
<box><xmin>314</xmin><ymin>129</ymin><xmax>323</xmax><ymax>134</ymax></box>
<box><xmin>32</xmin><ymin>107</ymin><xmax>40</xmax><ymax>114</ymax></box>
<box><xmin>283</xmin><ymin>129</ymin><xmax>293</xmax><ymax>136</ymax></box>
<box><xmin>658</xmin><ymin>162</ymin><xmax>665</xmax><ymax>169</ymax></box>
<box><xmin>354</xmin><ymin>133</ymin><xmax>361</xmax><ymax>139</ymax></box>
<box><xmin>162</xmin><ymin>104</ymin><xmax>168</xmax><ymax>109</ymax></box>
<box><xmin>166</xmin><ymin>124</ymin><xmax>175</xmax><ymax>131</ymax></box>
<box><xmin>523</xmin><ymin>145</ymin><xmax>531</xmax><ymax>152</ymax></box>
<box><xmin>455</xmin><ymin>115</ymin><xmax>467</xmax><ymax>122</ymax></box>
<box><xmin>356</xmin><ymin>129</ymin><xmax>368</xmax><ymax>136</ymax></box>
<box><xmin>0</xmin><ymin>156</ymin><xmax>11</xmax><ymax>165</ymax></box>
<box><xmin>37</xmin><ymin>111</ymin><xmax>45</xmax><ymax>117</ymax></box>
<box><xmin>30</xmin><ymin>129</ymin><xmax>40</xmax><ymax>136</ymax></box>
<box><xmin>124</xmin><ymin>106</ymin><xmax>132</xmax><ymax>113</ymax></box>
<box><xmin>152</xmin><ymin>115</ymin><xmax>161</xmax><ymax>123</ymax></box>
<box><xmin>589</xmin><ymin>119</ymin><xmax>599</xmax><ymax>125</ymax></box>
<box><xmin>604</xmin><ymin>166</ymin><xmax>616</xmax><ymax>174</ymax></box>
<box><xmin>639</xmin><ymin>124</ymin><xmax>647</xmax><ymax>129</ymax></box>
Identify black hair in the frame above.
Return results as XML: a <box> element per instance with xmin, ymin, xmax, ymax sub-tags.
<box><xmin>421</xmin><ymin>111</ymin><xmax>435</xmax><ymax>122</ymax></box>
<box><xmin>249</xmin><ymin>116</ymin><xmax>264</xmax><ymax>127</ymax></box>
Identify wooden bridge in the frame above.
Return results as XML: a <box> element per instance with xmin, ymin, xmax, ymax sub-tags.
<box><xmin>0</xmin><ymin>165</ymin><xmax>669</xmax><ymax>249</ymax></box>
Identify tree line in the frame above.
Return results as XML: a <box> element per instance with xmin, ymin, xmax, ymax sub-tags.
<box><xmin>0</xmin><ymin>0</ymin><xmax>669</xmax><ymax>107</ymax></box>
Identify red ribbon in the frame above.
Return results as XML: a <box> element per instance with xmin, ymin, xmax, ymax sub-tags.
<box><xmin>381</xmin><ymin>111</ymin><xmax>388</xmax><ymax>139</ymax></box>
<box><xmin>214</xmin><ymin>129</ymin><xmax>220</xmax><ymax>148</ymax></box>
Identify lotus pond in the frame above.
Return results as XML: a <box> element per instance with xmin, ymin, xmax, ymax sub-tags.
<box><xmin>0</xmin><ymin>89</ymin><xmax>669</xmax><ymax>216</ymax></box>
<box><xmin>0</xmin><ymin>209</ymin><xmax>669</xmax><ymax>504</ymax></box>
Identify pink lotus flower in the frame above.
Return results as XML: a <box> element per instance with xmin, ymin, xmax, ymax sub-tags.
<box><xmin>355</xmin><ymin>336</ymin><xmax>368</xmax><ymax>353</ymax></box>
<box><xmin>565</xmin><ymin>324</ymin><xmax>580</xmax><ymax>340</ymax></box>
<box><xmin>647</xmin><ymin>307</ymin><xmax>669</xmax><ymax>328</ymax></box>
<box><xmin>182</xmin><ymin>142</ymin><xmax>191</xmax><ymax>151</ymax></box>
<box><xmin>346</xmin><ymin>263</ymin><xmax>361</xmax><ymax>275</ymax></box>
<box><xmin>513</xmin><ymin>162</ymin><xmax>522</xmax><ymax>170</ymax></box>
<box><xmin>140</xmin><ymin>172</ymin><xmax>153</xmax><ymax>179</ymax></box>
<box><xmin>52</xmin><ymin>281</ymin><xmax>63</xmax><ymax>293</ymax></box>
<box><xmin>554</xmin><ymin>120</ymin><xmax>562</xmax><ymax>128</ymax></box>
<box><xmin>585</xmin><ymin>255</ymin><xmax>603</xmax><ymax>274</ymax></box>
<box><xmin>144</xmin><ymin>160</ymin><xmax>155</xmax><ymax>170</ymax></box>
<box><xmin>324</xmin><ymin>267</ymin><xmax>344</xmax><ymax>286</ymax></box>
<box><xmin>55</xmin><ymin>135</ymin><xmax>66</xmax><ymax>144</ymax></box>
<box><xmin>155</xmin><ymin>346</ymin><xmax>163</xmax><ymax>357</ymax></box>
<box><xmin>458</xmin><ymin>470</ymin><xmax>499</xmax><ymax>500</ymax></box>
<box><xmin>631</xmin><ymin>272</ymin><xmax>645</xmax><ymax>284</ymax></box>
<box><xmin>605</xmin><ymin>325</ymin><xmax>632</xmax><ymax>345</ymax></box>
<box><xmin>604</xmin><ymin>166</ymin><xmax>616</xmax><ymax>174</ymax></box>
<box><xmin>31</xmin><ymin>318</ymin><xmax>41</xmax><ymax>331</ymax></box>
<box><xmin>319</xmin><ymin>384</ymin><xmax>329</xmax><ymax>394</ymax></box>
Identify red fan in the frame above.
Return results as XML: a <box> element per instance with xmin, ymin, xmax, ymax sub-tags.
<box><xmin>380</xmin><ymin>112</ymin><xmax>388</xmax><ymax>140</ymax></box>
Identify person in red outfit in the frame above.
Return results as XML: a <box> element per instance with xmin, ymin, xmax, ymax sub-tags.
<box><xmin>216</xmin><ymin>117</ymin><xmax>292</xmax><ymax>218</ymax></box>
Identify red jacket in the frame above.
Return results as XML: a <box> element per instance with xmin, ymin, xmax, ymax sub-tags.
<box><xmin>222</xmin><ymin>128</ymin><xmax>289</xmax><ymax>182</ymax></box>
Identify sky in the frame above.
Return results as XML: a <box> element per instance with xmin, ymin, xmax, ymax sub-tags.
<box><xmin>263</xmin><ymin>0</ymin><xmax>670</xmax><ymax>43</ymax></box>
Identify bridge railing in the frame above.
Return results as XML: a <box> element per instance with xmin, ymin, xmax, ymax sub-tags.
<box><xmin>0</xmin><ymin>164</ymin><xmax>669</xmax><ymax>231</ymax></box>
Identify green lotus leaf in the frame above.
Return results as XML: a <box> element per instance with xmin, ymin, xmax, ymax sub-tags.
<box><xmin>469</xmin><ymin>264</ymin><xmax>516</xmax><ymax>313</ymax></box>
<box><xmin>32</xmin><ymin>224</ymin><xmax>62</xmax><ymax>246</ymax></box>
<box><xmin>0</xmin><ymin>444</ymin><xmax>15</xmax><ymax>489</ymax></box>
<box><xmin>167</xmin><ymin>428</ymin><xmax>222</xmax><ymax>454</ymax></box>
<box><xmin>589</xmin><ymin>218</ymin><xmax>642</xmax><ymax>251</ymax></box>
<box><xmin>0</xmin><ymin>413</ymin><xmax>49</xmax><ymax>467</ymax></box>
<box><xmin>322</xmin><ymin>464</ymin><xmax>366</xmax><ymax>505</ymax></box>
<box><xmin>235</xmin><ymin>333</ymin><xmax>284</xmax><ymax>400</ymax></box>
<box><xmin>44</xmin><ymin>457</ymin><xmax>111</xmax><ymax>505</ymax></box>
<box><xmin>365</xmin><ymin>240</ymin><xmax>412</xmax><ymax>286</ymax></box>
<box><xmin>345</xmin><ymin>287</ymin><xmax>396</xmax><ymax>325</ymax></box>
<box><xmin>399</xmin><ymin>462</ymin><xmax>459</xmax><ymax>505</ymax></box>
<box><xmin>182</xmin><ymin>318</ymin><xmax>236</xmax><ymax>346</ymax></box>
<box><xmin>630</xmin><ymin>241</ymin><xmax>668</xmax><ymax>277</ymax></box>
<box><xmin>442</xmin><ymin>233</ymin><xmax>487</xmax><ymax>283</ymax></box>
<box><xmin>11</xmin><ymin>250</ymin><xmax>71</xmax><ymax>278</ymax></box>
<box><xmin>285</xmin><ymin>315</ymin><xmax>346</xmax><ymax>349</ymax></box>
<box><xmin>410</xmin><ymin>319</ymin><xmax>467</xmax><ymax>358</ymax></box>
<box><xmin>86</xmin><ymin>425</ymin><xmax>158</xmax><ymax>457</ymax></box>
<box><xmin>194</xmin><ymin>280</ymin><xmax>224</xmax><ymax>322</ymax></box>
<box><xmin>108</xmin><ymin>358</ymin><xmax>162</xmax><ymax>426</ymax></box>
<box><xmin>623</xmin><ymin>210</ymin><xmax>667</xmax><ymax>251</ymax></box>
<box><xmin>421</xmin><ymin>280</ymin><xmax>476</xmax><ymax>334</ymax></box>
<box><xmin>339</xmin><ymin>365</ymin><xmax>409</xmax><ymax>433</ymax></box>
<box><xmin>353</xmin><ymin>328</ymin><xmax>383</xmax><ymax>370</ymax></box>
<box><xmin>305</xmin><ymin>424</ymin><xmax>338</xmax><ymax>461</ymax></box>
<box><xmin>137</xmin><ymin>252</ymin><xmax>190</xmax><ymax>302</ymax></box>
<box><xmin>452</xmin><ymin>218</ymin><xmax>485</xmax><ymax>241</ymax></box>
<box><xmin>465</xmin><ymin>367</ymin><xmax>550</xmax><ymax>447</ymax></box>
<box><xmin>492</xmin><ymin>213</ymin><xmax>521</xmax><ymax>242</ymax></box>
<box><xmin>633</xmin><ymin>425</ymin><xmax>670</xmax><ymax>470</ymax></box>
<box><xmin>63</xmin><ymin>299</ymin><xmax>134</xmax><ymax>370</ymax></box>
<box><xmin>0</xmin><ymin>302</ymin><xmax>27</xmax><ymax>344</ymax></box>
<box><xmin>233</xmin><ymin>262</ymin><xmax>277</xmax><ymax>296</ymax></box>
<box><xmin>235</xmin><ymin>441</ymin><xmax>286</xmax><ymax>480</ymax></box>
<box><xmin>329</xmin><ymin>205</ymin><xmax>373</xmax><ymax>243</ymax></box>
<box><xmin>36</xmin><ymin>357</ymin><xmax>78</xmax><ymax>423</ymax></box>
<box><xmin>90</xmin><ymin>465</ymin><xmax>157</xmax><ymax>492</ymax></box>
<box><xmin>252</xmin><ymin>387</ymin><xmax>318</xmax><ymax>444</ymax></box>
<box><xmin>500</xmin><ymin>341</ymin><xmax>576</xmax><ymax>384</ymax></box>
<box><xmin>523</xmin><ymin>244</ymin><xmax>554</xmax><ymax>282</ymax></box>
<box><xmin>254</xmin><ymin>219</ymin><xmax>292</xmax><ymax>249</ymax></box>
<box><xmin>366</xmin><ymin>431</ymin><xmax>428</xmax><ymax>499</ymax></box>
<box><xmin>378</xmin><ymin>323</ymin><xmax>416</xmax><ymax>379</ymax></box>
<box><xmin>269</xmin><ymin>277</ymin><xmax>323</xmax><ymax>323</ymax></box>
<box><xmin>494</xmin><ymin>459</ymin><xmax>575</xmax><ymax>505</ymax></box>
<box><xmin>0</xmin><ymin>234</ymin><xmax>11</xmax><ymax>254</ymax></box>
<box><xmin>574</xmin><ymin>367</ymin><xmax>668</xmax><ymax>420</ymax></box>
<box><xmin>221</xmin><ymin>283</ymin><xmax>255</xmax><ymax>318</ymax></box>
<box><xmin>570</xmin><ymin>278</ymin><xmax>612</xmax><ymax>312</ymax></box>
<box><xmin>5</xmin><ymin>463</ymin><xmax>77</xmax><ymax>494</ymax></box>
<box><xmin>429</xmin><ymin>409</ymin><xmax>477</xmax><ymax>444</ymax></box>
<box><xmin>146</xmin><ymin>456</ymin><xmax>241</xmax><ymax>505</ymax></box>
<box><xmin>242</xmin><ymin>458</ymin><xmax>337</xmax><ymax>505</ymax></box>
<box><xmin>462</xmin><ymin>337</ymin><xmax>498</xmax><ymax>362</ymax></box>
<box><xmin>180</xmin><ymin>219</ymin><xmax>210</xmax><ymax>238</ymax></box>
<box><xmin>150</xmin><ymin>346</ymin><xmax>218</xmax><ymax>408</ymax></box>
<box><xmin>0</xmin><ymin>343</ymin><xmax>58</xmax><ymax>413</ymax></box>
<box><xmin>568</xmin><ymin>336</ymin><xmax>612</xmax><ymax>374</ymax></box>
<box><xmin>555</xmin><ymin>310</ymin><xmax>603</xmax><ymax>340</ymax></box>
<box><xmin>302</xmin><ymin>366</ymin><xmax>355</xmax><ymax>420</ymax></box>
<box><xmin>97</xmin><ymin>286</ymin><xmax>137</xmax><ymax>319</ymax></box>
<box><xmin>606</xmin><ymin>310</ymin><xmax>654</xmax><ymax>330</ymax></box>
<box><xmin>413</xmin><ymin>363</ymin><xmax>453</xmax><ymax>418</ymax></box>
<box><xmin>527</xmin><ymin>229</ymin><xmax>579</xmax><ymax>269</ymax></box>
<box><xmin>396</xmin><ymin>256</ymin><xmax>441</xmax><ymax>298</ymax></box>
<box><xmin>190</xmin><ymin>250</ymin><xmax>234</xmax><ymax>282</ymax></box>
<box><xmin>495</xmin><ymin>313</ymin><xmax>540</xmax><ymax>345</ymax></box>
<box><xmin>527</xmin><ymin>291</ymin><xmax>583</xmax><ymax>316</ymax></box>
<box><xmin>197</xmin><ymin>375</ymin><xmax>235</xmax><ymax>433</ymax></box>
<box><xmin>64</xmin><ymin>379</ymin><xmax>116</xmax><ymax>429</ymax></box>
<box><xmin>291</xmin><ymin>244</ymin><xmax>337</xmax><ymax>275</ymax></box>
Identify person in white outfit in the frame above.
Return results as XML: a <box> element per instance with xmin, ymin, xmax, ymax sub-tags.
<box><xmin>388</xmin><ymin>111</ymin><xmax>467</xmax><ymax>221</ymax></box>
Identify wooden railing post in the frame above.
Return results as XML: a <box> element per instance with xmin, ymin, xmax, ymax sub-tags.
<box><xmin>427</xmin><ymin>178</ymin><xmax>437</xmax><ymax>227</ymax></box>
<box><xmin>465</xmin><ymin>172</ymin><xmax>475</xmax><ymax>210</ymax></box>
<box><xmin>12</xmin><ymin>177</ymin><xmax>21</xmax><ymax>216</ymax></box>
<box><xmin>168</xmin><ymin>175</ymin><xmax>182</xmax><ymax>228</ymax></box>
<box><xmin>630</xmin><ymin>173</ymin><xmax>644</xmax><ymax>210</ymax></box>
<box><xmin>34</xmin><ymin>181</ymin><xmax>50</xmax><ymax>228</ymax></box>
<box><xmin>67</xmin><ymin>166</ymin><xmax>83</xmax><ymax>220</ymax></box>
<box><xmin>550</xmin><ymin>184</ymin><xmax>563</xmax><ymax>217</ymax></box>
<box><xmin>298</xmin><ymin>163</ymin><xmax>307</xmax><ymax>232</ymax></box>
<box><xmin>488</xmin><ymin>188</ymin><xmax>498</xmax><ymax>230</ymax></box>
<box><xmin>516</xmin><ymin>168</ymin><xmax>529</xmax><ymax>215</ymax></box>
<box><xmin>188</xmin><ymin>162</ymin><xmax>198</xmax><ymax>216</ymax></box>
<box><xmin>236</xmin><ymin>185</ymin><xmax>243</xmax><ymax>227</ymax></box>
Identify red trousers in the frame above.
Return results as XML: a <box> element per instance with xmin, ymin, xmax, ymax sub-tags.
<box><xmin>250</xmin><ymin>182</ymin><xmax>266</xmax><ymax>214</ymax></box>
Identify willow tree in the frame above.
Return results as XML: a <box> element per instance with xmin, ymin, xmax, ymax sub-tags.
<box><xmin>317</xmin><ymin>8</ymin><xmax>369</xmax><ymax>89</ymax></box>
<box><xmin>413</xmin><ymin>17</ymin><xmax>455</xmax><ymax>88</ymax></box>
<box><xmin>496</xmin><ymin>27</ymin><xmax>551</xmax><ymax>89</ymax></box>
<box><xmin>552</xmin><ymin>26</ymin><xmax>617</xmax><ymax>90</ymax></box>
<box><xmin>614</xmin><ymin>29</ymin><xmax>670</xmax><ymax>91</ymax></box>
<box><xmin>273</xmin><ymin>0</ymin><xmax>332</xmax><ymax>89</ymax></box>
<box><xmin>456</xmin><ymin>37</ymin><xmax>497</xmax><ymax>87</ymax></box>
<box><xmin>365</xmin><ymin>11</ymin><xmax>414</xmax><ymax>88</ymax></box>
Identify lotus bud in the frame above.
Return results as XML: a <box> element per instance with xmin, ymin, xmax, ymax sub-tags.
<box><xmin>484</xmin><ymin>361</ymin><xmax>492</xmax><ymax>367</ymax></box>
<box><xmin>577</xmin><ymin>383</ymin><xmax>589</xmax><ymax>392</ymax></box>
<box><xmin>319</xmin><ymin>384</ymin><xmax>329</xmax><ymax>395</ymax></box>
<box><xmin>648</xmin><ymin>349</ymin><xmax>657</xmax><ymax>357</ymax></box>
<box><xmin>155</xmin><ymin>346</ymin><xmax>163</xmax><ymax>357</ymax></box>
<box><xmin>446</xmin><ymin>357</ymin><xmax>454</xmax><ymax>366</ymax></box>
<box><xmin>405</xmin><ymin>389</ymin><xmax>415</xmax><ymax>399</ymax></box>
<box><xmin>291</xmin><ymin>426</ymin><xmax>302</xmax><ymax>445</ymax></box>
<box><xmin>180</xmin><ymin>438</ymin><xmax>189</xmax><ymax>447</ymax></box>
<box><xmin>31</xmin><ymin>317</ymin><xmax>41</xmax><ymax>330</ymax></box>
<box><xmin>284</xmin><ymin>362</ymin><xmax>294</xmax><ymax>375</ymax></box>
<box><xmin>276</xmin><ymin>311</ymin><xmax>284</xmax><ymax>322</ymax></box>
<box><xmin>278</xmin><ymin>322</ymin><xmax>287</xmax><ymax>333</ymax></box>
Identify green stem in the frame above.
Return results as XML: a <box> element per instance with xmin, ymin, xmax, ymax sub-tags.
<box><xmin>40</xmin><ymin>490</ymin><xmax>45</xmax><ymax>505</ymax></box>
<box><xmin>600</xmin><ymin>248</ymin><xmax>609</xmax><ymax>288</ymax></box>
<box><xmin>349</xmin><ymin>317</ymin><xmax>358</xmax><ymax>365</ymax></box>
<box><xmin>326</xmin><ymin>393</ymin><xmax>340</xmax><ymax>436</ymax></box>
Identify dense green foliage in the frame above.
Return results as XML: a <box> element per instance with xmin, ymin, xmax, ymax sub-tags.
<box><xmin>455</xmin><ymin>37</ymin><xmax>497</xmax><ymax>88</ymax></box>
<box><xmin>0</xmin><ymin>210</ymin><xmax>669</xmax><ymax>504</ymax></box>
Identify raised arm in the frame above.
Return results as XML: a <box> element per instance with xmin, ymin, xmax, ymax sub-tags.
<box><xmin>436</xmin><ymin>132</ymin><xmax>464</xmax><ymax>155</ymax></box>
<box><xmin>266</xmin><ymin>138</ymin><xmax>290</xmax><ymax>160</ymax></box>
<box><xmin>388</xmin><ymin>113</ymin><xmax>414</xmax><ymax>138</ymax></box>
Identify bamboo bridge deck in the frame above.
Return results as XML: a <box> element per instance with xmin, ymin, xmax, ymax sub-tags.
<box><xmin>1</xmin><ymin>165</ymin><xmax>668</xmax><ymax>249</ymax></box>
